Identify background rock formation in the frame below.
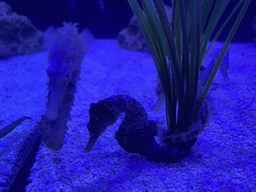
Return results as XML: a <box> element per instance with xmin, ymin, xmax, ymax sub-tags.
<box><xmin>0</xmin><ymin>1</ymin><xmax>44</xmax><ymax>59</ymax></box>
<box><xmin>118</xmin><ymin>5</ymin><xmax>172</xmax><ymax>52</ymax></box>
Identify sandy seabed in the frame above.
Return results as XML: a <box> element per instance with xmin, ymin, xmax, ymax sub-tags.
<box><xmin>0</xmin><ymin>39</ymin><xmax>255</xmax><ymax>191</ymax></box>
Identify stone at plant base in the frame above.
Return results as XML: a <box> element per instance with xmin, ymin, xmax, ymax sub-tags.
<box><xmin>118</xmin><ymin>5</ymin><xmax>172</xmax><ymax>52</ymax></box>
<box><xmin>84</xmin><ymin>95</ymin><xmax>208</xmax><ymax>164</ymax></box>
<box><xmin>0</xmin><ymin>1</ymin><xmax>44</xmax><ymax>59</ymax></box>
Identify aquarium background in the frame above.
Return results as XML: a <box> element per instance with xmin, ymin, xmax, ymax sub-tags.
<box><xmin>0</xmin><ymin>0</ymin><xmax>256</xmax><ymax>191</ymax></box>
<box><xmin>6</xmin><ymin>0</ymin><xmax>256</xmax><ymax>41</ymax></box>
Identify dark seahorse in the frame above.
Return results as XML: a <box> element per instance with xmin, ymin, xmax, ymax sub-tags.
<box><xmin>84</xmin><ymin>95</ymin><xmax>203</xmax><ymax>163</ymax></box>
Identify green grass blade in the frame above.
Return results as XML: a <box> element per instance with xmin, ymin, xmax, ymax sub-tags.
<box><xmin>127</xmin><ymin>0</ymin><xmax>158</xmax><ymax>62</ymax></box>
<box><xmin>174</xmin><ymin>2</ymin><xmax>182</xmax><ymax>63</ymax></box>
<box><xmin>181</xmin><ymin>0</ymin><xmax>201</xmax><ymax>131</ymax></box>
<box><xmin>201</xmin><ymin>0</ymin><xmax>245</xmax><ymax>64</ymax></box>
<box><xmin>128</xmin><ymin>0</ymin><xmax>178</xmax><ymax>130</ymax></box>
<box><xmin>201</xmin><ymin>0</ymin><xmax>214</xmax><ymax>32</ymax></box>
<box><xmin>192</xmin><ymin>0</ymin><xmax>251</xmax><ymax>123</ymax></box>
<box><xmin>153</xmin><ymin>0</ymin><xmax>186</xmax><ymax>125</ymax></box>
<box><xmin>200</xmin><ymin>0</ymin><xmax>229</xmax><ymax>64</ymax></box>
<box><xmin>178</xmin><ymin>0</ymin><xmax>189</xmax><ymax>88</ymax></box>
<box><xmin>142</xmin><ymin>0</ymin><xmax>177</xmax><ymax>130</ymax></box>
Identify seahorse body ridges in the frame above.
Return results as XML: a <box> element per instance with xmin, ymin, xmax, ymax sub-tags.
<box><xmin>39</xmin><ymin>23</ymin><xmax>93</xmax><ymax>150</ymax></box>
<box><xmin>85</xmin><ymin>95</ymin><xmax>206</xmax><ymax>163</ymax></box>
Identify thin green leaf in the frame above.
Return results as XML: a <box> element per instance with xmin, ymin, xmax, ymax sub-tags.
<box><xmin>192</xmin><ymin>0</ymin><xmax>251</xmax><ymax>122</ymax></box>
<box><xmin>200</xmin><ymin>0</ymin><xmax>229</xmax><ymax>64</ymax></box>
<box><xmin>202</xmin><ymin>0</ymin><xmax>245</xmax><ymax>64</ymax></box>
<box><xmin>153</xmin><ymin>0</ymin><xmax>186</xmax><ymax>128</ymax></box>
<box><xmin>201</xmin><ymin>0</ymin><xmax>214</xmax><ymax>32</ymax></box>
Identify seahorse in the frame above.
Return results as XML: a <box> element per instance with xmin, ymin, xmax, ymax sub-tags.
<box><xmin>84</xmin><ymin>95</ymin><xmax>206</xmax><ymax>163</ymax></box>
<box><xmin>38</xmin><ymin>22</ymin><xmax>94</xmax><ymax>150</ymax></box>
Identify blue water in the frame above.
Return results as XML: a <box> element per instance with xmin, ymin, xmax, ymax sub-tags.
<box><xmin>0</xmin><ymin>1</ymin><xmax>256</xmax><ymax>191</ymax></box>
<box><xmin>6</xmin><ymin>0</ymin><xmax>256</xmax><ymax>41</ymax></box>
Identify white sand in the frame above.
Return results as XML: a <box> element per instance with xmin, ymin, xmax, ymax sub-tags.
<box><xmin>0</xmin><ymin>39</ymin><xmax>255</xmax><ymax>191</ymax></box>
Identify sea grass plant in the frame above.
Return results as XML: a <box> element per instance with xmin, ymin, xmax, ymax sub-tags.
<box><xmin>127</xmin><ymin>0</ymin><xmax>251</xmax><ymax>134</ymax></box>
